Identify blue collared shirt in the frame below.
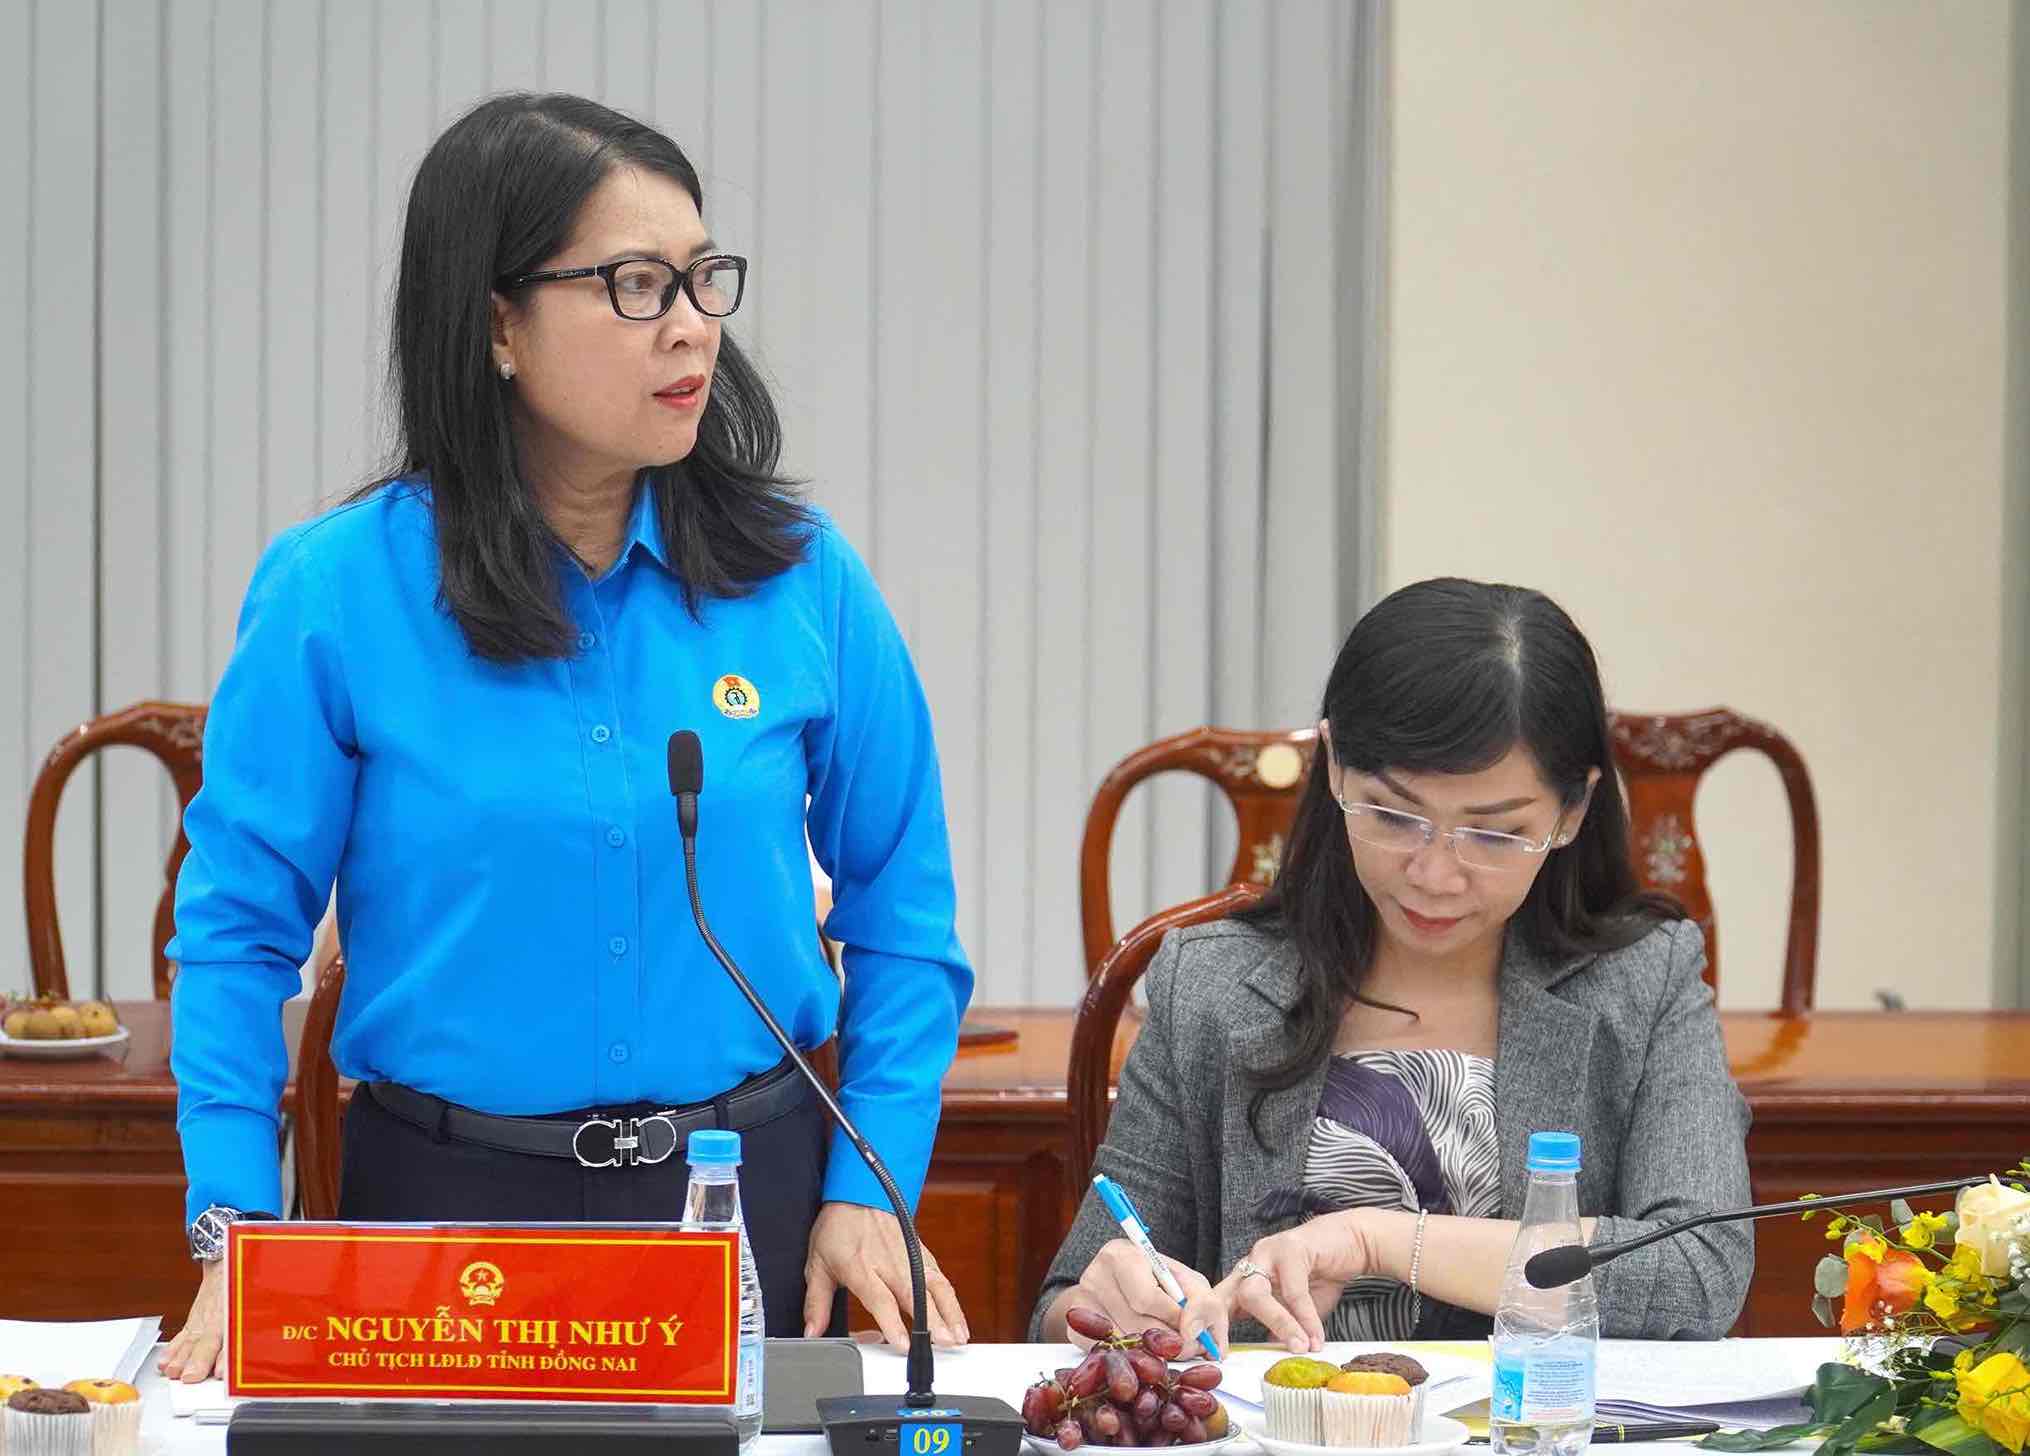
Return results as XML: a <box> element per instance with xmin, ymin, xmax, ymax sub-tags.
<box><xmin>169</xmin><ymin>481</ymin><xmax>971</xmax><ymax>1224</ymax></box>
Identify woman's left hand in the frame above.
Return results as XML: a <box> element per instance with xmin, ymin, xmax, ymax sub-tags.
<box><xmin>803</xmin><ymin>1201</ymin><xmax>971</xmax><ymax>1350</ymax></box>
<box><xmin>1181</xmin><ymin>1210</ymin><xmax>1379</xmax><ymax>1354</ymax></box>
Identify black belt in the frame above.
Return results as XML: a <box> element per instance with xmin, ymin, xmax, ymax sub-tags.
<box><xmin>365</xmin><ymin>1055</ymin><xmax>807</xmax><ymax>1170</ymax></box>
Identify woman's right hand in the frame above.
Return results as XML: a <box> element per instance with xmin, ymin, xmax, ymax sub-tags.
<box><xmin>159</xmin><ymin>1260</ymin><xmax>227</xmax><ymax>1382</ymax></box>
<box><xmin>1044</xmin><ymin>1239</ymin><xmax>1212</xmax><ymax>1345</ymax></box>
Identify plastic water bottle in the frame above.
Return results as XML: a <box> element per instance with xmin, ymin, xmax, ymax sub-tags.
<box><xmin>682</xmin><ymin>1130</ymin><xmax>765</xmax><ymax>1448</ymax></box>
<box><xmin>1491</xmin><ymin>1131</ymin><xmax>1598</xmax><ymax>1456</ymax></box>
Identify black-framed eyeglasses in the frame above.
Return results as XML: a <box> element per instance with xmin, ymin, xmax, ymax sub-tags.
<box><xmin>493</xmin><ymin>253</ymin><xmax>748</xmax><ymax>321</ymax></box>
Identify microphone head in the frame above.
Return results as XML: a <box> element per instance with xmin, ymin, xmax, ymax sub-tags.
<box><xmin>667</xmin><ymin>731</ymin><xmax>704</xmax><ymax>798</ymax></box>
<box><xmin>1524</xmin><ymin>1244</ymin><xmax>1595</xmax><ymax>1290</ymax></box>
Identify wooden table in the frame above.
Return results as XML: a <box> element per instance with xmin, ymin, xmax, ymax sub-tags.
<box><xmin>4</xmin><ymin>1002</ymin><xmax>2026</xmax><ymax>1341</ymax></box>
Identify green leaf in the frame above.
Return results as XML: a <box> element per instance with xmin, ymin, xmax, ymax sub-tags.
<box><xmin>1862</xmin><ymin>1215</ymin><xmax>1889</xmax><ymax>1234</ymax></box>
<box><xmin>1911</xmin><ymin>1412</ymin><xmax>2002</xmax><ymax>1456</ymax></box>
<box><xmin>1820</xmin><ymin>1256</ymin><xmax>1855</xmax><ymax>1297</ymax></box>
<box><xmin>1992</xmin><ymin>1319</ymin><xmax>2030</xmax><ymax>1359</ymax></box>
<box><xmin>1815</xmin><ymin>1295</ymin><xmax>1839</xmax><ymax>1328</ymax></box>
<box><xmin>1807</xmin><ymin>1365</ymin><xmax>1897</xmax><ymax>1426</ymax></box>
<box><xmin>1699</xmin><ymin>1423</ymin><xmax>1828</xmax><ymax>1451</ymax></box>
<box><xmin>1822</xmin><ymin>1384</ymin><xmax>1901</xmax><ymax>1456</ymax></box>
<box><xmin>1892</xmin><ymin>1200</ymin><xmax>1917</xmax><ymax>1227</ymax></box>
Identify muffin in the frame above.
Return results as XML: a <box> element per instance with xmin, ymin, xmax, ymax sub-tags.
<box><xmin>4</xmin><ymin>1388</ymin><xmax>92</xmax><ymax>1456</ymax></box>
<box><xmin>62</xmin><ymin>1381</ymin><xmax>139</xmax><ymax>1456</ymax></box>
<box><xmin>0</xmin><ymin>1377</ymin><xmax>37</xmax><ymax>1456</ymax></box>
<box><xmin>1322</xmin><ymin>1372</ymin><xmax>1417</xmax><ymax>1448</ymax></box>
<box><xmin>1262</xmin><ymin>1357</ymin><xmax>1342</xmax><ymax>1444</ymax></box>
<box><xmin>1341</xmin><ymin>1354</ymin><xmax>1428</xmax><ymax>1433</ymax></box>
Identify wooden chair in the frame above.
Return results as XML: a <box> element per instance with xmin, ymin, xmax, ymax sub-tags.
<box><xmin>1078</xmin><ymin>727</ymin><xmax>1317</xmax><ymax>974</ymax></box>
<box><xmin>24</xmin><ymin>701</ymin><xmax>207</xmax><ymax>999</ymax></box>
<box><xmin>1610</xmin><ymin>709</ymin><xmax>1820</xmax><ymax>1013</ymax></box>
<box><xmin>1068</xmin><ymin>882</ymin><xmax>1265</xmax><ymax>1185</ymax></box>
<box><xmin>1079</xmin><ymin>709</ymin><xmax>1821</xmax><ymax>1010</ymax></box>
<box><xmin>295</xmin><ymin>933</ymin><xmax>347</xmax><ymax>1220</ymax></box>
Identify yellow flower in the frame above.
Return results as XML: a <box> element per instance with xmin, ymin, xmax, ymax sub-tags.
<box><xmin>1902</xmin><ymin>1211</ymin><xmax>1951</xmax><ymax>1250</ymax></box>
<box><xmin>1852</xmin><ymin>1235</ymin><xmax>1890</xmax><ymax>1263</ymax></box>
<box><xmin>1955</xmin><ymin>1351</ymin><xmax>2030</xmax><ymax>1454</ymax></box>
<box><xmin>1947</xmin><ymin>1243</ymin><xmax>1990</xmax><ymax>1283</ymax></box>
<box><xmin>1922</xmin><ymin>1281</ymin><xmax>1960</xmax><ymax>1320</ymax></box>
<box><xmin>1956</xmin><ymin>1349</ymin><xmax>1978</xmax><ymax>1375</ymax></box>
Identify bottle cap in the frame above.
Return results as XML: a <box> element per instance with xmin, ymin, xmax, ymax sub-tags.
<box><xmin>687</xmin><ymin>1129</ymin><xmax>743</xmax><ymax>1166</ymax></box>
<box><xmin>1527</xmin><ymin>1131</ymin><xmax>1581</xmax><ymax>1172</ymax></box>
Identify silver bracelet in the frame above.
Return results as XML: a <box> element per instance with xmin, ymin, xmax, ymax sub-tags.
<box><xmin>1407</xmin><ymin>1208</ymin><xmax>1430</xmax><ymax>1332</ymax></box>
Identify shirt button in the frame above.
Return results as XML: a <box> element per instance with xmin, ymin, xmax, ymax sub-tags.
<box><xmin>590</xmin><ymin>724</ymin><xmax>611</xmax><ymax>744</ymax></box>
<box><xmin>578</xmin><ymin>631</ymin><xmax>595</xmax><ymax>650</ymax></box>
<box><xmin>606</xmin><ymin>826</ymin><xmax>626</xmax><ymax>847</ymax></box>
<box><xmin>609</xmin><ymin>936</ymin><xmax>628</xmax><ymax>956</ymax></box>
<box><xmin>609</xmin><ymin>1042</ymin><xmax>629</xmax><ymax>1064</ymax></box>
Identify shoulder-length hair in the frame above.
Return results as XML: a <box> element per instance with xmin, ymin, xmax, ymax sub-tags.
<box><xmin>360</xmin><ymin>91</ymin><xmax>810</xmax><ymax>661</ymax></box>
<box><xmin>1238</xmin><ymin>577</ymin><xmax>1677</xmax><ymax>1137</ymax></box>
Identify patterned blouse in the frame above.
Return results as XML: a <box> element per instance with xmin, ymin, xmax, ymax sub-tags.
<box><xmin>1305</xmin><ymin>1049</ymin><xmax>1501</xmax><ymax>1340</ymax></box>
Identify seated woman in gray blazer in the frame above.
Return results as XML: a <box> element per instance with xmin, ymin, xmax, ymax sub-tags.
<box><xmin>1034</xmin><ymin>578</ymin><xmax>1752</xmax><ymax>1352</ymax></box>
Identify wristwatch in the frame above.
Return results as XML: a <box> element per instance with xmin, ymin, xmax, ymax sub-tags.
<box><xmin>188</xmin><ymin>1205</ymin><xmax>276</xmax><ymax>1262</ymax></box>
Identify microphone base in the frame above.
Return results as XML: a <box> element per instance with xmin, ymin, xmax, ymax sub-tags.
<box><xmin>817</xmin><ymin>1393</ymin><xmax>1025</xmax><ymax>1456</ymax></box>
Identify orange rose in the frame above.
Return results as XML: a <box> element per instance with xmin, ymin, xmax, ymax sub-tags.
<box><xmin>1839</xmin><ymin>1246</ymin><xmax>1928</xmax><ymax>1333</ymax></box>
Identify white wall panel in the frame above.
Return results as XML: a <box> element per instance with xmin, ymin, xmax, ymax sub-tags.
<box><xmin>98</xmin><ymin>0</ymin><xmax>171</xmax><ymax>997</ymax></box>
<box><xmin>0</xmin><ymin>0</ymin><xmax>33</xmax><ymax>998</ymax></box>
<box><xmin>3</xmin><ymin>0</ymin><xmax>1380</xmax><ymax>1009</ymax></box>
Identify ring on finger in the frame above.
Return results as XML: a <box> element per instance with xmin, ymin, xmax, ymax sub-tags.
<box><xmin>1234</xmin><ymin>1258</ymin><xmax>1271</xmax><ymax>1284</ymax></box>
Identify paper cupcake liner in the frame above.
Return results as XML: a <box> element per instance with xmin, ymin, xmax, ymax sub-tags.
<box><xmin>2</xmin><ymin>1408</ymin><xmax>93</xmax><ymax>1456</ymax></box>
<box><xmin>1321</xmin><ymin>1390</ymin><xmax>1418</xmax><ymax>1449</ymax></box>
<box><xmin>1264</xmin><ymin>1384</ymin><xmax>1325</xmax><ymax>1445</ymax></box>
<box><xmin>84</xmin><ymin>1402</ymin><xmax>139</xmax><ymax>1456</ymax></box>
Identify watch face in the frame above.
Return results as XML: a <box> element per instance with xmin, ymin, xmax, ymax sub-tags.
<box><xmin>190</xmin><ymin>1205</ymin><xmax>241</xmax><ymax>1261</ymax></box>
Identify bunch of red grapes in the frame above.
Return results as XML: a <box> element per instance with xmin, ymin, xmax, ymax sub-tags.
<box><xmin>1021</xmin><ymin>1307</ymin><xmax>1228</xmax><ymax>1449</ymax></box>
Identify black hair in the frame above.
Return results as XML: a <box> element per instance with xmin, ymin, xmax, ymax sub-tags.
<box><xmin>357</xmin><ymin>91</ymin><xmax>811</xmax><ymax>661</ymax></box>
<box><xmin>1238</xmin><ymin>577</ymin><xmax>1677</xmax><ymax>1138</ymax></box>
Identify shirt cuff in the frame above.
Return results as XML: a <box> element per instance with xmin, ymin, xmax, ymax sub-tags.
<box><xmin>179</xmin><ymin>1103</ymin><xmax>285</xmax><ymax>1227</ymax></box>
<box><xmin>821</xmin><ymin>1103</ymin><xmax>938</xmax><ymax>1213</ymax></box>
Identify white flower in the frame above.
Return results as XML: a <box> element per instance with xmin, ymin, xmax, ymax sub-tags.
<box><xmin>1955</xmin><ymin>1177</ymin><xmax>2030</xmax><ymax>1278</ymax></box>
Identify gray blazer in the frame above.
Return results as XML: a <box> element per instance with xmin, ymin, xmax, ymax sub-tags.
<box><xmin>1031</xmin><ymin>916</ymin><xmax>1752</xmax><ymax>1341</ymax></box>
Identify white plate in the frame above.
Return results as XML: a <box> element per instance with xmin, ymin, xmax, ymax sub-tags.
<box><xmin>1243</xmin><ymin>1414</ymin><xmax>1469</xmax><ymax>1456</ymax></box>
<box><xmin>0</xmin><ymin>1024</ymin><xmax>131</xmax><ymax>1059</ymax></box>
<box><xmin>1024</xmin><ymin>1431</ymin><xmax>1240</xmax><ymax>1456</ymax></box>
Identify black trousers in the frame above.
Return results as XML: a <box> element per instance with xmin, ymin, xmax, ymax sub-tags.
<box><xmin>338</xmin><ymin>1071</ymin><xmax>843</xmax><ymax>1338</ymax></box>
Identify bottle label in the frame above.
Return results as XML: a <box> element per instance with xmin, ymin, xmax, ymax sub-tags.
<box><xmin>1492</xmin><ymin>1344</ymin><xmax>1595</xmax><ymax>1425</ymax></box>
<box><xmin>737</xmin><ymin>1341</ymin><xmax>762</xmax><ymax>1417</ymax></box>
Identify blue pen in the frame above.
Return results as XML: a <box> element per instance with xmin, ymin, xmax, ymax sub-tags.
<box><xmin>1092</xmin><ymin>1173</ymin><xmax>1223</xmax><ymax>1361</ymax></box>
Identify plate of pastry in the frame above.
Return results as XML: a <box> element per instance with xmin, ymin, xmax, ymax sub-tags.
<box><xmin>1</xmin><ymin>1376</ymin><xmax>144</xmax><ymax>1455</ymax></box>
<box><xmin>0</xmin><ymin>996</ymin><xmax>130</xmax><ymax>1058</ymax></box>
<box><xmin>1234</xmin><ymin>1355</ymin><xmax>1471</xmax><ymax>1456</ymax></box>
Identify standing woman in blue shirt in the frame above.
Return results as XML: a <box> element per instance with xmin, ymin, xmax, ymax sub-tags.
<box><xmin>160</xmin><ymin>92</ymin><xmax>973</xmax><ymax>1379</ymax></box>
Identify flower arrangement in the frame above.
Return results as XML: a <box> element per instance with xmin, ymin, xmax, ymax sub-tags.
<box><xmin>1704</xmin><ymin>1162</ymin><xmax>2030</xmax><ymax>1456</ymax></box>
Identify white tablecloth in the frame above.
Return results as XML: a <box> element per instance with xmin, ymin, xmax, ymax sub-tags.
<box><xmin>137</xmin><ymin>1339</ymin><xmax>1837</xmax><ymax>1455</ymax></box>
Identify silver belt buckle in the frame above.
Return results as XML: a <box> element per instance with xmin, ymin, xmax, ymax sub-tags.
<box><xmin>572</xmin><ymin>1112</ymin><xmax>681</xmax><ymax>1168</ymax></box>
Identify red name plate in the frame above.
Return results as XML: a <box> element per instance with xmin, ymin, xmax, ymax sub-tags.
<box><xmin>227</xmin><ymin>1223</ymin><xmax>737</xmax><ymax>1403</ymax></box>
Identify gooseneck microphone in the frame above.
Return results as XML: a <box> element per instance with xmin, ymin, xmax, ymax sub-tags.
<box><xmin>665</xmin><ymin>730</ymin><xmax>931</xmax><ymax>1402</ymax></box>
<box><xmin>666</xmin><ymin>731</ymin><xmax>1022</xmax><ymax>1456</ymax></box>
<box><xmin>1524</xmin><ymin>1173</ymin><xmax>1999</xmax><ymax>1289</ymax></box>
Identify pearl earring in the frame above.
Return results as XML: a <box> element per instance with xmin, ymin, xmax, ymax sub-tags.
<box><xmin>499</xmin><ymin>361</ymin><xmax>515</xmax><ymax>380</ymax></box>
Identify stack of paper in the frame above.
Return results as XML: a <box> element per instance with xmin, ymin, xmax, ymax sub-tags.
<box><xmin>0</xmin><ymin>1317</ymin><xmax>162</xmax><ymax>1389</ymax></box>
<box><xmin>166</xmin><ymin>1376</ymin><xmax>240</xmax><ymax>1424</ymax></box>
<box><xmin>1593</xmin><ymin>1338</ymin><xmax>1834</xmax><ymax>1430</ymax></box>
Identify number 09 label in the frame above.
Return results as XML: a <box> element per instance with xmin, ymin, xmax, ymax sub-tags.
<box><xmin>902</xmin><ymin>1418</ymin><xmax>962</xmax><ymax>1454</ymax></box>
